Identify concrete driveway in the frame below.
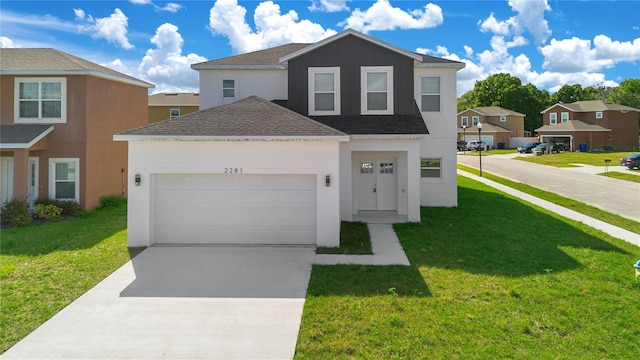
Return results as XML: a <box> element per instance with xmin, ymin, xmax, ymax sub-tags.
<box><xmin>2</xmin><ymin>246</ymin><xmax>315</xmax><ymax>359</ymax></box>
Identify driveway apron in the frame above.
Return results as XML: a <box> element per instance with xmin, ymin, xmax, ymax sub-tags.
<box><xmin>2</xmin><ymin>246</ymin><xmax>315</xmax><ymax>360</ymax></box>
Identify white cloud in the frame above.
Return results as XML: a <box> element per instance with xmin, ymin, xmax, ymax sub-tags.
<box><xmin>0</xmin><ymin>36</ymin><xmax>17</xmax><ymax>48</ymax></box>
<box><xmin>340</xmin><ymin>0</ymin><xmax>443</xmax><ymax>32</ymax></box>
<box><xmin>158</xmin><ymin>3</ymin><xmax>182</xmax><ymax>13</ymax></box>
<box><xmin>540</xmin><ymin>37</ymin><xmax>613</xmax><ymax>73</ymax></box>
<box><xmin>479</xmin><ymin>13</ymin><xmax>512</xmax><ymax>36</ymax></box>
<box><xmin>309</xmin><ymin>0</ymin><xmax>349</xmax><ymax>12</ymax></box>
<box><xmin>208</xmin><ymin>0</ymin><xmax>336</xmax><ymax>54</ymax></box>
<box><xmin>593</xmin><ymin>35</ymin><xmax>640</xmax><ymax>63</ymax></box>
<box><xmin>130</xmin><ymin>0</ymin><xmax>152</xmax><ymax>4</ymax></box>
<box><xmin>76</xmin><ymin>8</ymin><xmax>134</xmax><ymax>50</ymax></box>
<box><xmin>138</xmin><ymin>23</ymin><xmax>207</xmax><ymax>93</ymax></box>
<box><xmin>479</xmin><ymin>0</ymin><xmax>550</xmax><ymax>45</ymax></box>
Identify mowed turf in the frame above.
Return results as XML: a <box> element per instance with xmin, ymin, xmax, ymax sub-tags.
<box><xmin>295</xmin><ymin>176</ymin><xmax>640</xmax><ymax>359</ymax></box>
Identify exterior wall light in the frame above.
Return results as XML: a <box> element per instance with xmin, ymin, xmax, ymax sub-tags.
<box><xmin>325</xmin><ymin>175</ymin><xmax>331</xmax><ymax>187</ymax></box>
<box><xmin>135</xmin><ymin>174</ymin><xmax>141</xmax><ymax>186</ymax></box>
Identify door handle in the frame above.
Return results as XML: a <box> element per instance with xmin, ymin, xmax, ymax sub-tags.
<box><xmin>373</xmin><ymin>187</ymin><xmax>377</xmax><ymax>193</ymax></box>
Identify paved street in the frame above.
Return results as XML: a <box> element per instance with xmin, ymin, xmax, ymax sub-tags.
<box><xmin>457</xmin><ymin>153</ymin><xmax>640</xmax><ymax>222</ymax></box>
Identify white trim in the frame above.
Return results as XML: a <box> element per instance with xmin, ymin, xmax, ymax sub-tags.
<box><xmin>1</xmin><ymin>70</ymin><xmax>154</xmax><ymax>89</ymax></box>
<box><xmin>14</xmin><ymin>78</ymin><xmax>67</xmax><ymax>124</ymax></box>
<box><xmin>550</xmin><ymin>112</ymin><xmax>557</xmax><ymax>124</ymax></box>
<box><xmin>461</xmin><ymin>116</ymin><xmax>468</xmax><ymax>127</ymax></box>
<box><xmin>48</xmin><ymin>158</ymin><xmax>80</xmax><ymax>202</ymax></box>
<box><xmin>500</xmin><ymin>115</ymin><xmax>507</xmax><ymax>122</ymax></box>
<box><xmin>561</xmin><ymin>112</ymin><xmax>569</xmax><ymax>122</ymax></box>
<box><xmin>222</xmin><ymin>79</ymin><xmax>236</xmax><ymax>100</ymax></box>
<box><xmin>169</xmin><ymin>108</ymin><xmax>180</xmax><ymax>118</ymax></box>
<box><xmin>596</xmin><ymin>111</ymin><xmax>603</xmax><ymax>119</ymax></box>
<box><xmin>420</xmin><ymin>76</ymin><xmax>440</xmax><ymax>112</ymax></box>
<box><xmin>113</xmin><ymin>135</ymin><xmax>350</xmax><ymax>142</ymax></box>
<box><xmin>0</xmin><ymin>125</ymin><xmax>54</xmax><ymax>149</ymax></box>
<box><xmin>308</xmin><ymin>67</ymin><xmax>341</xmax><ymax>116</ymax></box>
<box><xmin>28</xmin><ymin>157</ymin><xmax>39</xmax><ymax>206</ymax></box>
<box><xmin>472</xmin><ymin>116</ymin><xmax>479</xmax><ymax>126</ymax></box>
<box><xmin>361</xmin><ymin>66</ymin><xmax>393</xmax><ymax>115</ymax></box>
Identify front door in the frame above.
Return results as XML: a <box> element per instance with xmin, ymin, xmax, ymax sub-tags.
<box><xmin>356</xmin><ymin>158</ymin><xmax>397</xmax><ymax>211</ymax></box>
<box><xmin>28</xmin><ymin>158</ymin><xmax>39</xmax><ymax>206</ymax></box>
<box><xmin>0</xmin><ymin>158</ymin><xmax>14</xmax><ymax>204</ymax></box>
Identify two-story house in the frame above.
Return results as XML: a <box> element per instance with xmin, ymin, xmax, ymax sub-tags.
<box><xmin>457</xmin><ymin>106</ymin><xmax>526</xmax><ymax>149</ymax></box>
<box><xmin>537</xmin><ymin>100</ymin><xmax>640</xmax><ymax>151</ymax></box>
<box><xmin>0</xmin><ymin>48</ymin><xmax>153</xmax><ymax>209</ymax></box>
<box><xmin>115</xmin><ymin>29</ymin><xmax>464</xmax><ymax>248</ymax></box>
<box><xmin>148</xmin><ymin>92</ymin><xmax>199</xmax><ymax>123</ymax></box>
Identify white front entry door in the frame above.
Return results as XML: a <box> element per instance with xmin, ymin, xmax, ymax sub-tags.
<box><xmin>0</xmin><ymin>158</ymin><xmax>14</xmax><ymax>204</ymax></box>
<box><xmin>356</xmin><ymin>159</ymin><xmax>397</xmax><ymax>211</ymax></box>
<box><xmin>28</xmin><ymin>158</ymin><xmax>39</xmax><ymax>206</ymax></box>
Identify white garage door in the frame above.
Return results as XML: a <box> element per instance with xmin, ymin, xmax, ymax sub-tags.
<box><xmin>153</xmin><ymin>174</ymin><xmax>316</xmax><ymax>245</ymax></box>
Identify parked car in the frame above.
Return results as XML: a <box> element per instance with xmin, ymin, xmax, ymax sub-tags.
<box><xmin>466</xmin><ymin>140</ymin><xmax>489</xmax><ymax>151</ymax></box>
<box><xmin>532</xmin><ymin>143</ymin><xmax>566</xmax><ymax>154</ymax></box>
<box><xmin>517</xmin><ymin>142</ymin><xmax>541</xmax><ymax>153</ymax></box>
<box><xmin>457</xmin><ymin>140</ymin><xmax>467</xmax><ymax>151</ymax></box>
<box><xmin>621</xmin><ymin>153</ymin><xmax>640</xmax><ymax>169</ymax></box>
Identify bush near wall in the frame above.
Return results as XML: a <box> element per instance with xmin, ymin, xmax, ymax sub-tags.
<box><xmin>34</xmin><ymin>198</ymin><xmax>81</xmax><ymax>216</ymax></box>
<box><xmin>1</xmin><ymin>199</ymin><xmax>32</xmax><ymax>228</ymax></box>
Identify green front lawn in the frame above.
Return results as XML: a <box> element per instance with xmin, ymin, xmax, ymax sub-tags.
<box><xmin>295</xmin><ymin>176</ymin><xmax>640</xmax><ymax>358</ymax></box>
<box><xmin>599</xmin><ymin>171</ymin><xmax>640</xmax><ymax>183</ymax></box>
<box><xmin>515</xmin><ymin>151</ymin><xmax>632</xmax><ymax>167</ymax></box>
<box><xmin>317</xmin><ymin>221</ymin><xmax>372</xmax><ymax>254</ymax></box>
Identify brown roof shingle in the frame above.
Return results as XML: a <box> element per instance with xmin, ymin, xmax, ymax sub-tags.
<box><xmin>149</xmin><ymin>93</ymin><xmax>200</xmax><ymax>106</ymax></box>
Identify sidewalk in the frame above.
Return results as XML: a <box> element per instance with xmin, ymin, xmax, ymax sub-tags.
<box><xmin>458</xmin><ymin>169</ymin><xmax>640</xmax><ymax>248</ymax></box>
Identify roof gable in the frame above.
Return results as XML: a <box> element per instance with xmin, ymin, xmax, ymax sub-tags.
<box><xmin>191</xmin><ymin>43</ymin><xmax>310</xmax><ymax>70</ymax></box>
<box><xmin>149</xmin><ymin>93</ymin><xmax>200</xmax><ymax>106</ymax></box>
<box><xmin>458</xmin><ymin>106</ymin><xmax>525</xmax><ymax>117</ymax></box>
<box><xmin>541</xmin><ymin>100</ymin><xmax>640</xmax><ymax>113</ymax></box>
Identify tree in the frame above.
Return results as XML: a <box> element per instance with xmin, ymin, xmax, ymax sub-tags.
<box><xmin>550</xmin><ymin>84</ymin><xmax>586</xmax><ymax>104</ymax></box>
<box><xmin>609</xmin><ymin>79</ymin><xmax>640</xmax><ymax>109</ymax></box>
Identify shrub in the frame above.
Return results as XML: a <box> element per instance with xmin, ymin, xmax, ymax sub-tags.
<box><xmin>35</xmin><ymin>204</ymin><xmax>63</xmax><ymax>222</ymax></box>
<box><xmin>34</xmin><ymin>198</ymin><xmax>81</xmax><ymax>216</ymax></box>
<box><xmin>97</xmin><ymin>195</ymin><xmax>127</xmax><ymax>209</ymax></box>
<box><xmin>1</xmin><ymin>199</ymin><xmax>32</xmax><ymax>227</ymax></box>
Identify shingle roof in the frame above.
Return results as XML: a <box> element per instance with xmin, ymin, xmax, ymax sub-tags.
<box><xmin>536</xmin><ymin>120</ymin><xmax>611</xmax><ymax>132</ymax></box>
<box><xmin>0</xmin><ymin>48</ymin><xmax>154</xmax><ymax>88</ymax></box>
<box><xmin>149</xmin><ymin>93</ymin><xmax>200</xmax><ymax>106</ymax></box>
<box><xmin>117</xmin><ymin>96</ymin><xmax>346</xmax><ymax>138</ymax></box>
<box><xmin>542</xmin><ymin>100</ymin><xmax>640</xmax><ymax>113</ymax></box>
<box><xmin>462</xmin><ymin>106</ymin><xmax>526</xmax><ymax>117</ymax></box>
<box><xmin>0</xmin><ymin>124</ymin><xmax>54</xmax><ymax>148</ymax></box>
<box><xmin>192</xmin><ymin>44</ymin><xmax>310</xmax><ymax>68</ymax></box>
<box><xmin>457</xmin><ymin>123</ymin><xmax>512</xmax><ymax>133</ymax></box>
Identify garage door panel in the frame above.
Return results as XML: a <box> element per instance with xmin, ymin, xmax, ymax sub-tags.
<box><xmin>153</xmin><ymin>174</ymin><xmax>316</xmax><ymax>245</ymax></box>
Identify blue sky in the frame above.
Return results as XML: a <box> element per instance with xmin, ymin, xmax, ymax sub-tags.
<box><xmin>1</xmin><ymin>0</ymin><xmax>639</xmax><ymax>95</ymax></box>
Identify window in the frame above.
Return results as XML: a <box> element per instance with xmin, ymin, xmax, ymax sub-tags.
<box><xmin>361</xmin><ymin>66</ymin><xmax>393</xmax><ymax>115</ymax></box>
<box><xmin>15</xmin><ymin>78</ymin><xmax>66</xmax><ymax>123</ymax></box>
<box><xmin>49</xmin><ymin>158</ymin><xmax>79</xmax><ymax>202</ymax></box>
<box><xmin>421</xmin><ymin>77</ymin><xmax>440</xmax><ymax>112</ymax></box>
<box><xmin>472</xmin><ymin>116</ymin><xmax>479</xmax><ymax>126</ymax></box>
<box><xmin>360</xmin><ymin>162</ymin><xmax>374</xmax><ymax>174</ymax></box>
<box><xmin>461</xmin><ymin>116</ymin><xmax>468</xmax><ymax>127</ymax></box>
<box><xmin>308</xmin><ymin>67</ymin><xmax>340</xmax><ymax>115</ymax></box>
<box><xmin>500</xmin><ymin>115</ymin><xmax>507</xmax><ymax>122</ymax></box>
<box><xmin>222</xmin><ymin>79</ymin><xmax>235</xmax><ymax>99</ymax></box>
<box><xmin>379</xmin><ymin>163</ymin><xmax>394</xmax><ymax>174</ymax></box>
<box><xmin>421</xmin><ymin>158</ymin><xmax>441</xmax><ymax>178</ymax></box>
<box><xmin>170</xmin><ymin>109</ymin><xmax>180</xmax><ymax>118</ymax></box>
<box><xmin>550</xmin><ymin>113</ymin><xmax>557</xmax><ymax>124</ymax></box>
<box><xmin>596</xmin><ymin>111</ymin><xmax>603</xmax><ymax>119</ymax></box>
<box><xmin>561</xmin><ymin>112</ymin><xmax>569</xmax><ymax>122</ymax></box>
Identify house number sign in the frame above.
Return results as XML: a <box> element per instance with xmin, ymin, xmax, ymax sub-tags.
<box><xmin>224</xmin><ymin>168</ymin><xmax>243</xmax><ymax>174</ymax></box>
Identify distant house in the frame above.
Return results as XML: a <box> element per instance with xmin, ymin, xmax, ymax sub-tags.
<box><xmin>537</xmin><ymin>100</ymin><xmax>640</xmax><ymax>151</ymax></box>
<box><xmin>148</xmin><ymin>93</ymin><xmax>199</xmax><ymax>123</ymax></box>
<box><xmin>0</xmin><ymin>48</ymin><xmax>153</xmax><ymax>209</ymax></box>
<box><xmin>457</xmin><ymin>106</ymin><xmax>525</xmax><ymax>148</ymax></box>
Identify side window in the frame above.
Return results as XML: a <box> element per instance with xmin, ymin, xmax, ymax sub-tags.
<box><xmin>222</xmin><ymin>79</ymin><xmax>235</xmax><ymax>99</ymax></box>
<box><xmin>170</xmin><ymin>109</ymin><xmax>180</xmax><ymax>118</ymax></box>
<box><xmin>421</xmin><ymin>77</ymin><xmax>440</xmax><ymax>112</ymax></box>
<box><xmin>561</xmin><ymin>112</ymin><xmax>569</xmax><ymax>122</ymax></box>
<box><xmin>472</xmin><ymin>116</ymin><xmax>479</xmax><ymax>126</ymax></box>
<box><xmin>15</xmin><ymin>78</ymin><xmax>66</xmax><ymax>123</ymax></box>
<box><xmin>308</xmin><ymin>67</ymin><xmax>340</xmax><ymax>115</ymax></box>
<box><xmin>49</xmin><ymin>158</ymin><xmax>79</xmax><ymax>202</ymax></box>
<box><xmin>461</xmin><ymin>116</ymin><xmax>468</xmax><ymax>127</ymax></box>
<box><xmin>550</xmin><ymin>113</ymin><xmax>557</xmax><ymax>124</ymax></box>
<box><xmin>596</xmin><ymin>111</ymin><xmax>603</xmax><ymax>119</ymax></box>
<box><xmin>421</xmin><ymin>158</ymin><xmax>441</xmax><ymax>178</ymax></box>
<box><xmin>361</xmin><ymin>66</ymin><xmax>393</xmax><ymax>115</ymax></box>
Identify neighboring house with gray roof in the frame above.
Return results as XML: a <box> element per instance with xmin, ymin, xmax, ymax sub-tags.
<box><xmin>538</xmin><ymin>100</ymin><xmax>640</xmax><ymax>151</ymax></box>
<box><xmin>115</xmin><ymin>29</ymin><xmax>464</xmax><ymax>249</ymax></box>
<box><xmin>0</xmin><ymin>48</ymin><xmax>154</xmax><ymax>209</ymax></box>
<box><xmin>457</xmin><ymin>106</ymin><xmax>526</xmax><ymax>149</ymax></box>
<box><xmin>148</xmin><ymin>92</ymin><xmax>200</xmax><ymax>123</ymax></box>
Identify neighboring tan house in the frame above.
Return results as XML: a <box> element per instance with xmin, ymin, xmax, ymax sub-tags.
<box><xmin>537</xmin><ymin>100</ymin><xmax>640</xmax><ymax>151</ymax></box>
<box><xmin>115</xmin><ymin>29</ymin><xmax>464</xmax><ymax>248</ymax></box>
<box><xmin>0</xmin><ymin>48</ymin><xmax>153</xmax><ymax>209</ymax></box>
<box><xmin>457</xmin><ymin>106</ymin><xmax>525</xmax><ymax>149</ymax></box>
<box><xmin>148</xmin><ymin>92</ymin><xmax>199</xmax><ymax>123</ymax></box>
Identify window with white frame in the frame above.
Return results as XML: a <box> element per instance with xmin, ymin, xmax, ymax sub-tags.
<box><xmin>361</xmin><ymin>66</ymin><xmax>393</xmax><ymax>115</ymax></box>
<box><xmin>561</xmin><ymin>112</ymin><xmax>569</xmax><ymax>122</ymax></box>
<box><xmin>461</xmin><ymin>116</ymin><xmax>468</xmax><ymax>127</ymax></box>
<box><xmin>170</xmin><ymin>108</ymin><xmax>180</xmax><ymax>118</ymax></box>
<box><xmin>308</xmin><ymin>67</ymin><xmax>340</xmax><ymax>115</ymax></box>
<box><xmin>15</xmin><ymin>78</ymin><xmax>66</xmax><ymax>123</ymax></box>
<box><xmin>222</xmin><ymin>79</ymin><xmax>235</xmax><ymax>99</ymax></box>
<box><xmin>421</xmin><ymin>158</ymin><xmax>441</xmax><ymax>178</ymax></box>
<box><xmin>472</xmin><ymin>116</ymin><xmax>479</xmax><ymax>126</ymax></box>
<box><xmin>550</xmin><ymin>113</ymin><xmax>557</xmax><ymax>124</ymax></box>
<box><xmin>500</xmin><ymin>115</ymin><xmax>507</xmax><ymax>122</ymax></box>
<box><xmin>596</xmin><ymin>111</ymin><xmax>603</xmax><ymax>119</ymax></box>
<box><xmin>49</xmin><ymin>158</ymin><xmax>79</xmax><ymax>202</ymax></box>
<box><xmin>421</xmin><ymin>77</ymin><xmax>440</xmax><ymax>112</ymax></box>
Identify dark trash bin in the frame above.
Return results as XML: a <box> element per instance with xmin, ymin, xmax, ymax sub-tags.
<box><xmin>497</xmin><ymin>142</ymin><xmax>505</xmax><ymax>149</ymax></box>
<box><xmin>579</xmin><ymin>144</ymin><xmax>588</xmax><ymax>152</ymax></box>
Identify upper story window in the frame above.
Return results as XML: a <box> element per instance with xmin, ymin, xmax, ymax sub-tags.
<box><xmin>170</xmin><ymin>109</ymin><xmax>180</xmax><ymax>118</ymax></box>
<box><xmin>472</xmin><ymin>116</ymin><xmax>479</xmax><ymax>126</ymax></box>
<box><xmin>308</xmin><ymin>67</ymin><xmax>340</xmax><ymax>116</ymax></box>
<box><xmin>550</xmin><ymin>113</ymin><xmax>557</xmax><ymax>124</ymax></box>
<box><xmin>561</xmin><ymin>112</ymin><xmax>569</xmax><ymax>122</ymax></box>
<box><xmin>15</xmin><ymin>78</ymin><xmax>66</xmax><ymax>123</ymax></box>
<box><xmin>596</xmin><ymin>111</ymin><xmax>603</xmax><ymax>119</ymax></box>
<box><xmin>361</xmin><ymin>66</ymin><xmax>393</xmax><ymax>115</ymax></box>
<box><xmin>222</xmin><ymin>79</ymin><xmax>235</xmax><ymax>99</ymax></box>
<box><xmin>461</xmin><ymin>116</ymin><xmax>468</xmax><ymax>127</ymax></box>
<box><xmin>421</xmin><ymin>77</ymin><xmax>440</xmax><ymax>112</ymax></box>
<box><xmin>500</xmin><ymin>115</ymin><xmax>507</xmax><ymax>122</ymax></box>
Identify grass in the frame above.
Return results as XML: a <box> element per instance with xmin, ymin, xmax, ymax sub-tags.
<box><xmin>599</xmin><ymin>171</ymin><xmax>640</xmax><ymax>183</ymax></box>
<box><xmin>515</xmin><ymin>151</ymin><xmax>633</xmax><ymax>167</ymax></box>
<box><xmin>295</xmin><ymin>176</ymin><xmax>640</xmax><ymax>359</ymax></box>
<box><xmin>458</xmin><ymin>163</ymin><xmax>640</xmax><ymax>235</ymax></box>
<box><xmin>317</xmin><ymin>221</ymin><xmax>372</xmax><ymax>254</ymax></box>
<box><xmin>0</xmin><ymin>205</ymin><xmax>138</xmax><ymax>353</ymax></box>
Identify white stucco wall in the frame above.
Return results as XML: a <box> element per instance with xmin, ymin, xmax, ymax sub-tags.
<box><xmin>125</xmin><ymin>140</ymin><xmax>341</xmax><ymax>248</ymax></box>
<box><xmin>415</xmin><ymin>67</ymin><xmax>460</xmax><ymax>207</ymax></box>
<box><xmin>197</xmin><ymin>69</ymin><xmax>288</xmax><ymax>110</ymax></box>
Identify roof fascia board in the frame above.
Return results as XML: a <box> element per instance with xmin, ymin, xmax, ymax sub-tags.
<box><xmin>191</xmin><ymin>65</ymin><xmax>287</xmax><ymax>70</ymax></box>
<box><xmin>350</xmin><ymin>134</ymin><xmax>426</xmax><ymax>140</ymax></box>
<box><xmin>1</xmin><ymin>70</ymin><xmax>154</xmax><ymax>88</ymax></box>
<box><xmin>113</xmin><ymin>135</ymin><xmax>350</xmax><ymax>142</ymax></box>
<box><xmin>280</xmin><ymin>29</ymin><xmax>422</xmax><ymax>63</ymax></box>
<box><xmin>415</xmin><ymin>62</ymin><xmax>465</xmax><ymax>69</ymax></box>
<box><xmin>0</xmin><ymin>125</ymin><xmax>54</xmax><ymax>149</ymax></box>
